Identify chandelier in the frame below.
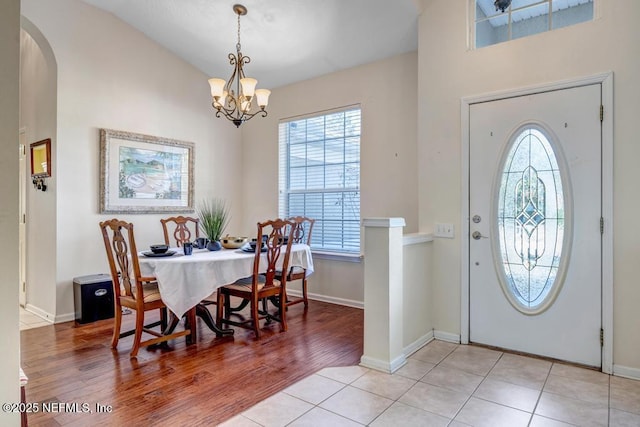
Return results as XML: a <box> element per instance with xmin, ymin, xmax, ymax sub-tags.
<box><xmin>208</xmin><ymin>4</ymin><xmax>270</xmax><ymax>128</ymax></box>
<box><xmin>494</xmin><ymin>0</ymin><xmax>512</xmax><ymax>12</ymax></box>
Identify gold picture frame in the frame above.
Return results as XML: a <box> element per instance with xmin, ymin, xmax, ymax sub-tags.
<box><xmin>99</xmin><ymin>129</ymin><xmax>194</xmax><ymax>214</ymax></box>
<box><xmin>30</xmin><ymin>138</ymin><xmax>51</xmax><ymax>178</ymax></box>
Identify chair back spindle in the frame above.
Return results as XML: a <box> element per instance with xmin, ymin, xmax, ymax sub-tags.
<box><xmin>289</xmin><ymin>216</ymin><xmax>314</xmax><ymax>246</ymax></box>
<box><xmin>276</xmin><ymin>216</ymin><xmax>315</xmax><ymax>309</ymax></box>
<box><xmin>100</xmin><ymin>219</ymin><xmax>142</xmax><ymax>301</ymax></box>
<box><xmin>255</xmin><ymin>219</ymin><xmax>295</xmax><ymax>291</ymax></box>
<box><xmin>160</xmin><ymin>216</ymin><xmax>199</xmax><ymax>247</ymax></box>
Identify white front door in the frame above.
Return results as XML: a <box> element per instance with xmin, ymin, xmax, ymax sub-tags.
<box><xmin>469</xmin><ymin>84</ymin><xmax>602</xmax><ymax>367</ymax></box>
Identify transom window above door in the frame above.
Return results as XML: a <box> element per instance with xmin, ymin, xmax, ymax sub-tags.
<box><xmin>473</xmin><ymin>0</ymin><xmax>594</xmax><ymax>48</ymax></box>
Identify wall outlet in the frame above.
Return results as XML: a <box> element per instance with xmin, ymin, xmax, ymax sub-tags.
<box><xmin>434</xmin><ymin>223</ymin><xmax>455</xmax><ymax>238</ymax></box>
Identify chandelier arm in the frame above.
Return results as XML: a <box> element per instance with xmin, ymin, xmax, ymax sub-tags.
<box><xmin>235</xmin><ymin>52</ymin><xmax>245</xmax><ymax>101</ymax></box>
<box><xmin>225</xmin><ymin>53</ymin><xmax>239</xmax><ymax>96</ymax></box>
<box><xmin>213</xmin><ymin>104</ymin><xmax>267</xmax><ymax>127</ymax></box>
<box><xmin>239</xmin><ymin>107</ymin><xmax>267</xmax><ymax>122</ymax></box>
<box><xmin>215</xmin><ymin>106</ymin><xmax>242</xmax><ymax>122</ymax></box>
<box><xmin>217</xmin><ymin>99</ymin><xmax>238</xmax><ymax>117</ymax></box>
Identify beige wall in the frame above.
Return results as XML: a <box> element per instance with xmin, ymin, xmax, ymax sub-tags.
<box><xmin>403</xmin><ymin>238</ymin><xmax>433</xmax><ymax>349</ymax></box>
<box><xmin>419</xmin><ymin>0</ymin><xmax>640</xmax><ymax>371</ymax></box>
<box><xmin>21</xmin><ymin>0</ymin><xmax>243</xmax><ymax>320</ymax></box>
<box><xmin>0</xmin><ymin>0</ymin><xmax>21</xmax><ymax>421</ymax></box>
<box><xmin>241</xmin><ymin>51</ymin><xmax>419</xmax><ymax>304</ymax></box>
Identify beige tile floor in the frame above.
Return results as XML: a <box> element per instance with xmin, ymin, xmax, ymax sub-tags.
<box><xmin>221</xmin><ymin>340</ymin><xmax>640</xmax><ymax>426</ymax></box>
<box><xmin>19</xmin><ymin>306</ymin><xmax>52</xmax><ymax>330</ymax></box>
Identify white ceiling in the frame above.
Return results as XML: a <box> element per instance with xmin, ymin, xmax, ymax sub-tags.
<box><xmin>80</xmin><ymin>0</ymin><xmax>420</xmax><ymax>89</ymax></box>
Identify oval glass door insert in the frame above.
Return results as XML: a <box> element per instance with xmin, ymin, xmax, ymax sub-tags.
<box><xmin>495</xmin><ymin>126</ymin><xmax>571</xmax><ymax>314</ymax></box>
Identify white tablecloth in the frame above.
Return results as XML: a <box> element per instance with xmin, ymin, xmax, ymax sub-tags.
<box><xmin>138</xmin><ymin>244</ymin><xmax>313</xmax><ymax>318</ymax></box>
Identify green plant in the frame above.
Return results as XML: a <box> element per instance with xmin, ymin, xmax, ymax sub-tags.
<box><xmin>197</xmin><ymin>198</ymin><xmax>230</xmax><ymax>242</ymax></box>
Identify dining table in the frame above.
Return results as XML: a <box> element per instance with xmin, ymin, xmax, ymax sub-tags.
<box><xmin>137</xmin><ymin>243</ymin><xmax>314</xmax><ymax>340</ymax></box>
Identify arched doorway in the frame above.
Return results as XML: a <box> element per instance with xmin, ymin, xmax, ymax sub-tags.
<box><xmin>19</xmin><ymin>16</ymin><xmax>58</xmax><ymax>325</ymax></box>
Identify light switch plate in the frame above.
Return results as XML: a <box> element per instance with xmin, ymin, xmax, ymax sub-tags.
<box><xmin>435</xmin><ymin>223</ymin><xmax>455</xmax><ymax>238</ymax></box>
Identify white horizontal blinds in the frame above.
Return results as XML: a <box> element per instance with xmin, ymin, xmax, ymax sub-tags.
<box><xmin>279</xmin><ymin>107</ymin><xmax>361</xmax><ymax>253</ymax></box>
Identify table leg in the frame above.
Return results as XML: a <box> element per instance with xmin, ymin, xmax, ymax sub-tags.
<box><xmin>162</xmin><ymin>305</ymin><xmax>234</xmax><ymax>339</ymax></box>
<box><xmin>162</xmin><ymin>312</ymin><xmax>181</xmax><ymax>335</ymax></box>
<box><xmin>157</xmin><ymin>308</ymin><xmax>198</xmax><ymax>345</ymax></box>
<box><xmin>185</xmin><ymin>307</ymin><xmax>197</xmax><ymax>344</ymax></box>
<box><xmin>195</xmin><ymin>304</ymin><xmax>234</xmax><ymax>337</ymax></box>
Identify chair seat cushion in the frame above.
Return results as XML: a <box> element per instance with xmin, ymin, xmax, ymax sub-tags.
<box><xmin>276</xmin><ymin>267</ymin><xmax>305</xmax><ymax>279</ymax></box>
<box><xmin>129</xmin><ymin>282</ymin><xmax>162</xmax><ymax>303</ymax></box>
<box><xmin>142</xmin><ymin>283</ymin><xmax>162</xmax><ymax>303</ymax></box>
<box><xmin>223</xmin><ymin>274</ymin><xmax>280</xmax><ymax>292</ymax></box>
<box><xmin>289</xmin><ymin>267</ymin><xmax>305</xmax><ymax>276</ymax></box>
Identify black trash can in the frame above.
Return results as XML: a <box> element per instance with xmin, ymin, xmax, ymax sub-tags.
<box><xmin>73</xmin><ymin>274</ymin><xmax>114</xmax><ymax>324</ymax></box>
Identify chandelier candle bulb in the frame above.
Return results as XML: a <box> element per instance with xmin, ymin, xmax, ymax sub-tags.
<box><xmin>255</xmin><ymin>89</ymin><xmax>271</xmax><ymax>108</ymax></box>
<box><xmin>240</xmin><ymin>77</ymin><xmax>257</xmax><ymax>97</ymax></box>
<box><xmin>208</xmin><ymin>78</ymin><xmax>226</xmax><ymax>98</ymax></box>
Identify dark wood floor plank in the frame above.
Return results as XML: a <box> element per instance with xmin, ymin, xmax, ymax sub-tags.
<box><xmin>21</xmin><ymin>300</ymin><xmax>363</xmax><ymax>426</ymax></box>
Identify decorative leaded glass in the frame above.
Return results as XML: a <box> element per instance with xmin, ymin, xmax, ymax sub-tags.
<box><xmin>496</xmin><ymin>127</ymin><xmax>567</xmax><ymax>311</ymax></box>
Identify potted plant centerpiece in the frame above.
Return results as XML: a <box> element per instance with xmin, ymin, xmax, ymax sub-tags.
<box><xmin>197</xmin><ymin>198</ymin><xmax>230</xmax><ymax>251</ymax></box>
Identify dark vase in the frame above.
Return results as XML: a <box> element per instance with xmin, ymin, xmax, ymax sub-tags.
<box><xmin>206</xmin><ymin>240</ymin><xmax>222</xmax><ymax>251</ymax></box>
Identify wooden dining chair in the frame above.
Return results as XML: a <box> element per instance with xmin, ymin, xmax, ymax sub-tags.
<box><xmin>100</xmin><ymin>218</ymin><xmax>195</xmax><ymax>357</ymax></box>
<box><xmin>216</xmin><ymin>218</ymin><xmax>296</xmax><ymax>338</ymax></box>
<box><xmin>275</xmin><ymin>216</ymin><xmax>315</xmax><ymax>308</ymax></box>
<box><xmin>161</xmin><ymin>216</ymin><xmax>220</xmax><ymax>311</ymax></box>
<box><xmin>160</xmin><ymin>216</ymin><xmax>199</xmax><ymax>247</ymax></box>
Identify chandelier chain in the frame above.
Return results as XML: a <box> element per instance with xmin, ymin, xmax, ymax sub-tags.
<box><xmin>236</xmin><ymin>13</ymin><xmax>241</xmax><ymax>53</ymax></box>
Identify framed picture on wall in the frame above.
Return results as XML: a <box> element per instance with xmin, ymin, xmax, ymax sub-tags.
<box><xmin>99</xmin><ymin>128</ymin><xmax>195</xmax><ymax>214</ymax></box>
<box><xmin>30</xmin><ymin>138</ymin><xmax>52</xmax><ymax>178</ymax></box>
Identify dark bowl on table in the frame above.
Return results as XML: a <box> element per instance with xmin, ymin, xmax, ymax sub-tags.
<box><xmin>249</xmin><ymin>236</ymin><xmax>289</xmax><ymax>250</ymax></box>
<box><xmin>150</xmin><ymin>244</ymin><xmax>169</xmax><ymax>254</ymax></box>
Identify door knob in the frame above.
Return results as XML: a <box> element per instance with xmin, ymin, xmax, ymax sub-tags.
<box><xmin>472</xmin><ymin>231</ymin><xmax>487</xmax><ymax>240</ymax></box>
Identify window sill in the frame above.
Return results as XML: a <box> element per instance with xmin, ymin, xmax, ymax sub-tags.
<box><xmin>312</xmin><ymin>250</ymin><xmax>363</xmax><ymax>263</ymax></box>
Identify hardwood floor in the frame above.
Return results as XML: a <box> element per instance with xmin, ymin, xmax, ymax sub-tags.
<box><xmin>20</xmin><ymin>300</ymin><xmax>363</xmax><ymax>426</ymax></box>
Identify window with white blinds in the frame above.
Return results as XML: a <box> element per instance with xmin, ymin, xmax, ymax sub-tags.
<box><xmin>279</xmin><ymin>107</ymin><xmax>361</xmax><ymax>254</ymax></box>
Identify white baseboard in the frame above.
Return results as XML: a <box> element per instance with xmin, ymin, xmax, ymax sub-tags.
<box><xmin>287</xmin><ymin>290</ymin><xmax>364</xmax><ymax>309</ymax></box>
<box><xmin>403</xmin><ymin>331</ymin><xmax>435</xmax><ymax>357</ymax></box>
<box><xmin>434</xmin><ymin>330</ymin><xmax>461</xmax><ymax>343</ymax></box>
<box><xmin>24</xmin><ymin>304</ymin><xmax>55</xmax><ymax>324</ymax></box>
<box><xmin>55</xmin><ymin>312</ymin><xmax>76</xmax><ymax>323</ymax></box>
<box><xmin>613</xmin><ymin>364</ymin><xmax>640</xmax><ymax>380</ymax></box>
<box><xmin>360</xmin><ymin>354</ymin><xmax>407</xmax><ymax>374</ymax></box>
<box><xmin>24</xmin><ymin>304</ymin><xmax>75</xmax><ymax>324</ymax></box>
